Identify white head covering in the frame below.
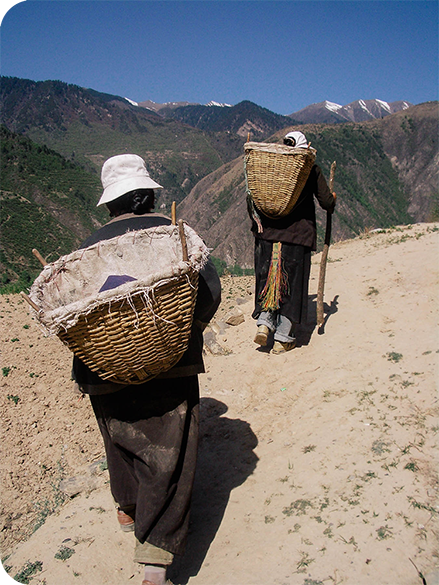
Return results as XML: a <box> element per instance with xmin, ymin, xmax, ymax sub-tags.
<box><xmin>98</xmin><ymin>154</ymin><xmax>163</xmax><ymax>206</ymax></box>
<box><xmin>284</xmin><ymin>131</ymin><xmax>308</xmax><ymax>149</ymax></box>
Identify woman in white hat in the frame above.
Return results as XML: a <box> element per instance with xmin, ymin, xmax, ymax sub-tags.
<box><xmin>73</xmin><ymin>154</ymin><xmax>221</xmax><ymax>585</ymax></box>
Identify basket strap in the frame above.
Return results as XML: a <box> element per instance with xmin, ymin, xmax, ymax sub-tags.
<box><xmin>244</xmin><ymin>154</ymin><xmax>263</xmax><ymax>233</ymax></box>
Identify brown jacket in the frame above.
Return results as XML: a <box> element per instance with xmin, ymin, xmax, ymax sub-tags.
<box><xmin>249</xmin><ymin>164</ymin><xmax>335</xmax><ymax>250</ymax></box>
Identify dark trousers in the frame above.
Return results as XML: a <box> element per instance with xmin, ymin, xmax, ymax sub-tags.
<box><xmin>90</xmin><ymin>376</ymin><xmax>199</xmax><ymax>556</ymax></box>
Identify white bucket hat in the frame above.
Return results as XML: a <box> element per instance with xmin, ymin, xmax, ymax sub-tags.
<box><xmin>284</xmin><ymin>131</ymin><xmax>308</xmax><ymax>149</ymax></box>
<box><xmin>98</xmin><ymin>154</ymin><xmax>163</xmax><ymax>206</ymax></box>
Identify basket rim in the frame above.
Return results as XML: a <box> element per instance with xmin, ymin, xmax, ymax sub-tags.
<box><xmin>244</xmin><ymin>141</ymin><xmax>316</xmax><ymax>156</ymax></box>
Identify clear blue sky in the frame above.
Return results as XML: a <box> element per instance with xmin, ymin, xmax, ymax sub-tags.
<box><xmin>1</xmin><ymin>0</ymin><xmax>437</xmax><ymax>115</ymax></box>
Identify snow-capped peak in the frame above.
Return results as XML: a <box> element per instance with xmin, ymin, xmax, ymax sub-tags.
<box><xmin>325</xmin><ymin>101</ymin><xmax>343</xmax><ymax>112</ymax></box>
<box><xmin>376</xmin><ymin>99</ymin><xmax>391</xmax><ymax>113</ymax></box>
<box><xmin>359</xmin><ymin>100</ymin><xmax>371</xmax><ymax>114</ymax></box>
<box><xmin>124</xmin><ymin>97</ymin><xmax>139</xmax><ymax>107</ymax></box>
<box><xmin>206</xmin><ymin>101</ymin><xmax>232</xmax><ymax>107</ymax></box>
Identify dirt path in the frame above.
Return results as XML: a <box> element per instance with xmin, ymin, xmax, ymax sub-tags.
<box><xmin>1</xmin><ymin>223</ymin><xmax>438</xmax><ymax>585</ymax></box>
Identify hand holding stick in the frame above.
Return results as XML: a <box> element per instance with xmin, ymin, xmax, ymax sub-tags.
<box><xmin>316</xmin><ymin>161</ymin><xmax>336</xmax><ymax>330</ymax></box>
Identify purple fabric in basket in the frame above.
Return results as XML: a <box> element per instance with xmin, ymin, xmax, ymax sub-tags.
<box><xmin>99</xmin><ymin>274</ymin><xmax>137</xmax><ymax>292</ymax></box>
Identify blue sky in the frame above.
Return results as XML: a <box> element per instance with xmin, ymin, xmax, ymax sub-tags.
<box><xmin>1</xmin><ymin>1</ymin><xmax>437</xmax><ymax>115</ymax></box>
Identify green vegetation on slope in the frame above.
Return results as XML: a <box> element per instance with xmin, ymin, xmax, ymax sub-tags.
<box><xmin>0</xmin><ymin>77</ymin><xmax>241</xmax><ymax>209</ymax></box>
<box><xmin>0</xmin><ymin>126</ymin><xmax>107</xmax><ymax>292</ymax></box>
<box><xmin>304</xmin><ymin>124</ymin><xmax>413</xmax><ymax>246</ymax></box>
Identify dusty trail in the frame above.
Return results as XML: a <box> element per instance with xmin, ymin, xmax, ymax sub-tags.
<box><xmin>1</xmin><ymin>223</ymin><xmax>438</xmax><ymax>585</ymax></box>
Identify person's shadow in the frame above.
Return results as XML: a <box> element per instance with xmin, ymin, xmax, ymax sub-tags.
<box><xmin>168</xmin><ymin>398</ymin><xmax>258</xmax><ymax>584</ymax></box>
<box><xmin>295</xmin><ymin>293</ymin><xmax>339</xmax><ymax>346</ymax></box>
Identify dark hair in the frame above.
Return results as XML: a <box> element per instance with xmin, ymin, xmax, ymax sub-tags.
<box><xmin>283</xmin><ymin>137</ymin><xmax>296</xmax><ymax>147</ymax></box>
<box><xmin>106</xmin><ymin>189</ymin><xmax>155</xmax><ymax>217</ymax></box>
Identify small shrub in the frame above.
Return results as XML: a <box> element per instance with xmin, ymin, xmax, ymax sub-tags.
<box><xmin>13</xmin><ymin>560</ymin><xmax>43</xmax><ymax>584</ymax></box>
<box><xmin>386</xmin><ymin>351</ymin><xmax>403</xmax><ymax>363</ymax></box>
<box><xmin>376</xmin><ymin>525</ymin><xmax>393</xmax><ymax>540</ymax></box>
<box><xmin>303</xmin><ymin>445</ymin><xmax>317</xmax><ymax>453</ymax></box>
<box><xmin>54</xmin><ymin>545</ymin><xmax>75</xmax><ymax>561</ymax></box>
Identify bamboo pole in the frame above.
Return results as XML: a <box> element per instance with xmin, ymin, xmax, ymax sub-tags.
<box><xmin>32</xmin><ymin>248</ymin><xmax>47</xmax><ymax>267</ymax></box>
<box><xmin>171</xmin><ymin>201</ymin><xmax>176</xmax><ymax>225</ymax></box>
<box><xmin>20</xmin><ymin>292</ymin><xmax>39</xmax><ymax>312</ymax></box>
<box><xmin>178</xmin><ymin>219</ymin><xmax>188</xmax><ymax>262</ymax></box>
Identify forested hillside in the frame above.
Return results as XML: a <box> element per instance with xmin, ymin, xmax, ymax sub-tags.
<box><xmin>0</xmin><ymin>126</ymin><xmax>106</xmax><ymax>290</ymax></box>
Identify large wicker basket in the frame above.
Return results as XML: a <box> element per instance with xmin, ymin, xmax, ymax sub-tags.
<box><xmin>244</xmin><ymin>142</ymin><xmax>316</xmax><ymax>218</ymax></box>
<box><xmin>28</xmin><ymin>223</ymin><xmax>208</xmax><ymax>385</ymax></box>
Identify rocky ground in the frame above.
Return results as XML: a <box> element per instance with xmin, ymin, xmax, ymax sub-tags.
<box><xmin>1</xmin><ymin>223</ymin><xmax>438</xmax><ymax>585</ymax></box>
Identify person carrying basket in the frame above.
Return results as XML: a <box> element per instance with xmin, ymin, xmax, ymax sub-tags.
<box><xmin>247</xmin><ymin>131</ymin><xmax>336</xmax><ymax>353</ymax></box>
<box><xmin>72</xmin><ymin>154</ymin><xmax>221</xmax><ymax>585</ymax></box>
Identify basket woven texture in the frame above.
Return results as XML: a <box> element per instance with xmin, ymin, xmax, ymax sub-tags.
<box><xmin>244</xmin><ymin>142</ymin><xmax>316</xmax><ymax>218</ymax></box>
<box><xmin>29</xmin><ymin>224</ymin><xmax>208</xmax><ymax>385</ymax></box>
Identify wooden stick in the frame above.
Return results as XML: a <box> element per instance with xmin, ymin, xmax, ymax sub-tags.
<box><xmin>20</xmin><ymin>291</ymin><xmax>40</xmax><ymax>312</ymax></box>
<box><xmin>316</xmin><ymin>161</ymin><xmax>336</xmax><ymax>329</ymax></box>
<box><xmin>171</xmin><ymin>201</ymin><xmax>176</xmax><ymax>225</ymax></box>
<box><xmin>178</xmin><ymin>219</ymin><xmax>188</xmax><ymax>262</ymax></box>
<box><xmin>32</xmin><ymin>248</ymin><xmax>47</xmax><ymax>267</ymax></box>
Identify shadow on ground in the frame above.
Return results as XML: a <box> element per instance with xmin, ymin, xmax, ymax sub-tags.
<box><xmin>168</xmin><ymin>398</ymin><xmax>259</xmax><ymax>584</ymax></box>
<box><xmin>297</xmin><ymin>293</ymin><xmax>339</xmax><ymax>345</ymax></box>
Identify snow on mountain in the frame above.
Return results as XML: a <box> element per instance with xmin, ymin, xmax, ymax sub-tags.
<box><xmin>376</xmin><ymin>99</ymin><xmax>391</xmax><ymax>113</ymax></box>
<box><xmin>205</xmin><ymin>101</ymin><xmax>232</xmax><ymax>107</ymax></box>
<box><xmin>325</xmin><ymin>101</ymin><xmax>343</xmax><ymax>113</ymax></box>
<box><xmin>291</xmin><ymin>99</ymin><xmax>413</xmax><ymax>124</ymax></box>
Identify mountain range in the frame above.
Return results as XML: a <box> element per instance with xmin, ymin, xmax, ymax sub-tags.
<box><xmin>0</xmin><ymin>76</ymin><xmax>437</xmax><ymax>287</ymax></box>
<box><xmin>289</xmin><ymin>99</ymin><xmax>413</xmax><ymax>124</ymax></box>
<box><xmin>136</xmin><ymin>97</ymin><xmax>413</xmax><ymax>125</ymax></box>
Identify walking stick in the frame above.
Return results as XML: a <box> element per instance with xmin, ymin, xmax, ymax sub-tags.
<box><xmin>20</xmin><ymin>248</ymin><xmax>47</xmax><ymax>312</ymax></box>
<box><xmin>316</xmin><ymin>161</ymin><xmax>336</xmax><ymax>330</ymax></box>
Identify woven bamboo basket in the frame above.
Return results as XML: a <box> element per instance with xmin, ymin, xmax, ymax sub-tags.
<box><xmin>28</xmin><ymin>223</ymin><xmax>208</xmax><ymax>385</ymax></box>
<box><xmin>244</xmin><ymin>142</ymin><xmax>316</xmax><ymax>218</ymax></box>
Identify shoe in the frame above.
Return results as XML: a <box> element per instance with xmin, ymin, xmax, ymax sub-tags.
<box><xmin>254</xmin><ymin>325</ymin><xmax>270</xmax><ymax>346</ymax></box>
<box><xmin>272</xmin><ymin>340</ymin><xmax>296</xmax><ymax>354</ymax></box>
<box><xmin>117</xmin><ymin>508</ymin><xmax>135</xmax><ymax>532</ymax></box>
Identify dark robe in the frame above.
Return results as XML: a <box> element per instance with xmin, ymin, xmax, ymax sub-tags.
<box><xmin>249</xmin><ymin>164</ymin><xmax>335</xmax><ymax>324</ymax></box>
<box><xmin>72</xmin><ymin>212</ymin><xmax>221</xmax><ymax>556</ymax></box>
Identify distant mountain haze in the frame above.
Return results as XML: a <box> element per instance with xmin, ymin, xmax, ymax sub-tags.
<box><xmin>0</xmin><ymin>77</ymin><xmax>437</xmax><ymax>287</ymax></box>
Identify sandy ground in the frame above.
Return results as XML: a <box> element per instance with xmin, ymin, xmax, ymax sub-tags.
<box><xmin>1</xmin><ymin>223</ymin><xmax>438</xmax><ymax>585</ymax></box>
